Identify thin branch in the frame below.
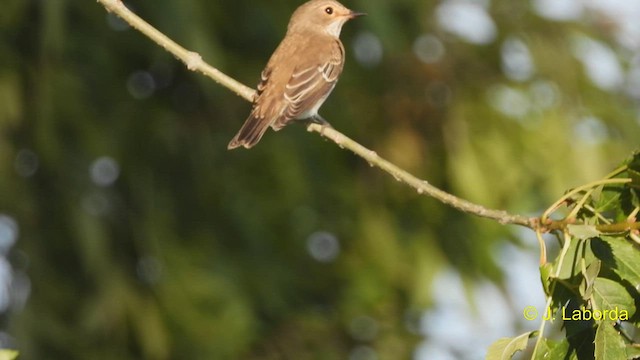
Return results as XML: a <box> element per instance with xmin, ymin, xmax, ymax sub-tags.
<box><xmin>306</xmin><ymin>124</ymin><xmax>535</xmax><ymax>227</ymax></box>
<box><xmin>98</xmin><ymin>0</ymin><xmax>255</xmax><ymax>102</ymax></box>
<box><xmin>594</xmin><ymin>222</ymin><xmax>640</xmax><ymax>233</ymax></box>
<box><xmin>541</xmin><ymin>178</ymin><xmax>632</xmax><ymax>223</ymax></box>
<box><xmin>97</xmin><ymin>0</ymin><xmax>638</xmax><ymax>235</ymax></box>
<box><xmin>543</xmin><ymin>219</ymin><xmax>640</xmax><ymax>233</ymax></box>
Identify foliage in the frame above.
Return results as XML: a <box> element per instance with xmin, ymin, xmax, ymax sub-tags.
<box><xmin>0</xmin><ymin>0</ymin><xmax>639</xmax><ymax>359</ymax></box>
<box><xmin>490</xmin><ymin>153</ymin><xmax>640</xmax><ymax>359</ymax></box>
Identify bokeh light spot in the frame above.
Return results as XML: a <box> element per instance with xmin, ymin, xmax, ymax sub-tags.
<box><xmin>90</xmin><ymin>156</ymin><xmax>120</xmax><ymax>187</ymax></box>
<box><xmin>436</xmin><ymin>0</ymin><xmax>496</xmax><ymax>45</ymax></box>
<box><xmin>532</xmin><ymin>0</ymin><xmax>583</xmax><ymax>21</ymax></box>
<box><xmin>413</xmin><ymin>34</ymin><xmax>445</xmax><ymax>64</ymax></box>
<box><xmin>127</xmin><ymin>71</ymin><xmax>156</xmax><ymax>99</ymax></box>
<box><xmin>487</xmin><ymin>85</ymin><xmax>530</xmax><ymax>119</ymax></box>
<box><xmin>14</xmin><ymin>149</ymin><xmax>39</xmax><ymax>178</ymax></box>
<box><xmin>571</xmin><ymin>36</ymin><xmax>623</xmax><ymax>91</ymax></box>
<box><xmin>306</xmin><ymin>231</ymin><xmax>340</xmax><ymax>263</ymax></box>
<box><xmin>529</xmin><ymin>80</ymin><xmax>561</xmax><ymax>110</ymax></box>
<box><xmin>586</xmin><ymin>1</ymin><xmax>640</xmax><ymax>51</ymax></box>
<box><xmin>574</xmin><ymin>116</ymin><xmax>609</xmax><ymax>144</ymax></box>
<box><xmin>353</xmin><ymin>32</ymin><xmax>383</xmax><ymax>68</ymax></box>
<box><xmin>501</xmin><ymin>37</ymin><xmax>534</xmax><ymax>81</ymax></box>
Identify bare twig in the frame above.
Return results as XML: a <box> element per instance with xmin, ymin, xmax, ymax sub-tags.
<box><xmin>306</xmin><ymin>124</ymin><xmax>535</xmax><ymax>227</ymax></box>
<box><xmin>96</xmin><ymin>0</ymin><xmax>639</xmax><ymax>235</ymax></box>
<box><xmin>98</xmin><ymin>0</ymin><xmax>255</xmax><ymax>102</ymax></box>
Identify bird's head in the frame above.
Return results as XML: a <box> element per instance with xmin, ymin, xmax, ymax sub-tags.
<box><xmin>288</xmin><ymin>0</ymin><xmax>365</xmax><ymax>38</ymax></box>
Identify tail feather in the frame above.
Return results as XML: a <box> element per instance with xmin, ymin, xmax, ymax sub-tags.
<box><xmin>227</xmin><ymin>114</ymin><xmax>271</xmax><ymax>150</ymax></box>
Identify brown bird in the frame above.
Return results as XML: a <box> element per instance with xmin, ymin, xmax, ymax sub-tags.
<box><xmin>227</xmin><ymin>0</ymin><xmax>365</xmax><ymax>150</ymax></box>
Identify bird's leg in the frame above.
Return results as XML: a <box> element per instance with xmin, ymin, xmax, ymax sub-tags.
<box><xmin>310</xmin><ymin>114</ymin><xmax>332</xmax><ymax>127</ymax></box>
<box><xmin>308</xmin><ymin>115</ymin><xmax>333</xmax><ymax>137</ymax></box>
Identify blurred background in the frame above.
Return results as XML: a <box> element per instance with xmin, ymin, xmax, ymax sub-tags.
<box><xmin>1</xmin><ymin>0</ymin><xmax>639</xmax><ymax>359</ymax></box>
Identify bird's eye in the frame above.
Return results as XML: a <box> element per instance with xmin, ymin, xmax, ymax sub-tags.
<box><xmin>325</xmin><ymin>7</ymin><xmax>333</xmax><ymax>15</ymax></box>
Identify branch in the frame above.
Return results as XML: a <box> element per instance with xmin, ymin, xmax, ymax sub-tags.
<box><xmin>306</xmin><ymin>124</ymin><xmax>534</xmax><ymax>227</ymax></box>
<box><xmin>97</xmin><ymin>0</ymin><xmax>639</xmax><ymax>234</ymax></box>
<box><xmin>98</xmin><ymin>0</ymin><xmax>254</xmax><ymax>102</ymax></box>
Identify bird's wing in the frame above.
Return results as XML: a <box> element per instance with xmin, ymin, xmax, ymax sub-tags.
<box><xmin>227</xmin><ymin>68</ymin><xmax>274</xmax><ymax>149</ymax></box>
<box><xmin>273</xmin><ymin>39</ymin><xmax>345</xmax><ymax>130</ymax></box>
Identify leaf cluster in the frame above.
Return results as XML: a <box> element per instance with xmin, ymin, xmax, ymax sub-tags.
<box><xmin>489</xmin><ymin>152</ymin><xmax>640</xmax><ymax>359</ymax></box>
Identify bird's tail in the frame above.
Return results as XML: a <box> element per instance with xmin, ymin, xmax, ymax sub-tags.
<box><xmin>227</xmin><ymin>114</ymin><xmax>271</xmax><ymax>150</ymax></box>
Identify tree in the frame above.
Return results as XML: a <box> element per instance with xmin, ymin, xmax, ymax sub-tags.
<box><xmin>1</xmin><ymin>0</ymin><xmax>638</xmax><ymax>359</ymax></box>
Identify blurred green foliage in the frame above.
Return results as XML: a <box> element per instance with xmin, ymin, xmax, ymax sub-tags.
<box><xmin>1</xmin><ymin>0</ymin><xmax>639</xmax><ymax>359</ymax></box>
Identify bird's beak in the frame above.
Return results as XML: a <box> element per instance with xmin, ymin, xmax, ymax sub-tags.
<box><xmin>348</xmin><ymin>10</ymin><xmax>367</xmax><ymax>19</ymax></box>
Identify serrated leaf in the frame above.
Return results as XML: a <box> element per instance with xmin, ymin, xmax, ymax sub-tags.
<box><xmin>593</xmin><ymin>237</ymin><xmax>640</xmax><ymax>288</ymax></box>
<box><xmin>595</xmin><ymin>323</ymin><xmax>627</xmax><ymax>360</ymax></box>
<box><xmin>533</xmin><ymin>338</ymin><xmax>573</xmax><ymax>360</ymax></box>
<box><xmin>568</xmin><ymin>224</ymin><xmax>602</xmax><ymax>240</ymax></box>
<box><xmin>592</xmin><ymin>278</ymin><xmax>635</xmax><ymax>316</ymax></box>
<box><xmin>594</xmin><ymin>190</ymin><xmax>621</xmax><ymax>213</ymax></box>
<box><xmin>486</xmin><ymin>331</ymin><xmax>533</xmax><ymax>360</ymax></box>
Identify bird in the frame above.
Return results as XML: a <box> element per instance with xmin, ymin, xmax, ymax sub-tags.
<box><xmin>227</xmin><ymin>0</ymin><xmax>365</xmax><ymax>150</ymax></box>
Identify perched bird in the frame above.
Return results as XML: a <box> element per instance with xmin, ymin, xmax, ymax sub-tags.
<box><xmin>227</xmin><ymin>0</ymin><xmax>365</xmax><ymax>150</ymax></box>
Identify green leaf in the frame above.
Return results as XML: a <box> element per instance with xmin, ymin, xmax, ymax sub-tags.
<box><xmin>540</xmin><ymin>262</ymin><xmax>553</xmax><ymax>296</ymax></box>
<box><xmin>627</xmin><ymin>162</ymin><xmax>640</xmax><ymax>189</ymax></box>
<box><xmin>580</xmin><ymin>260</ymin><xmax>601</xmax><ymax>300</ymax></box>
<box><xmin>533</xmin><ymin>338</ymin><xmax>573</xmax><ymax>360</ymax></box>
<box><xmin>593</xmin><ymin>190</ymin><xmax>621</xmax><ymax>213</ymax></box>
<box><xmin>595</xmin><ymin>323</ymin><xmax>627</xmax><ymax>360</ymax></box>
<box><xmin>486</xmin><ymin>332</ymin><xmax>533</xmax><ymax>360</ymax></box>
<box><xmin>592</xmin><ymin>277</ymin><xmax>636</xmax><ymax>317</ymax></box>
<box><xmin>626</xmin><ymin>344</ymin><xmax>640</xmax><ymax>360</ymax></box>
<box><xmin>568</xmin><ymin>224</ymin><xmax>601</xmax><ymax>240</ymax></box>
<box><xmin>0</xmin><ymin>350</ymin><xmax>19</xmax><ymax>360</ymax></box>
<box><xmin>626</xmin><ymin>151</ymin><xmax>640</xmax><ymax>175</ymax></box>
<box><xmin>554</xmin><ymin>239</ymin><xmax>596</xmax><ymax>281</ymax></box>
<box><xmin>593</xmin><ymin>237</ymin><xmax>640</xmax><ymax>288</ymax></box>
<box><xmin>631</xmin><ymin>188</ymin><xmax>640</xmax><ymax>207</ymax></box>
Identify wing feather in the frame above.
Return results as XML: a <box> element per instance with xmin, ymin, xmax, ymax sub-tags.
<box><xmin>273</xmin><ymin>39</ymin><xmax>345</xmax><ymax>129</ymax></box>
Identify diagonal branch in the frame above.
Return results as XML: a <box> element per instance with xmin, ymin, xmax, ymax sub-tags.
<box><xmin>98</xmin><ymin>0</ymin><xmax>255</xmax><ymax>102</ymax></box>
<box><xmin>305</xmin><ymin>124</ymin><xmax>535</xmax><ymax>227</ymax></box>
<box><xmin>99</xmin><ymin>0</ymin><xmax>640</xmax><ymax>234</ymax></box>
